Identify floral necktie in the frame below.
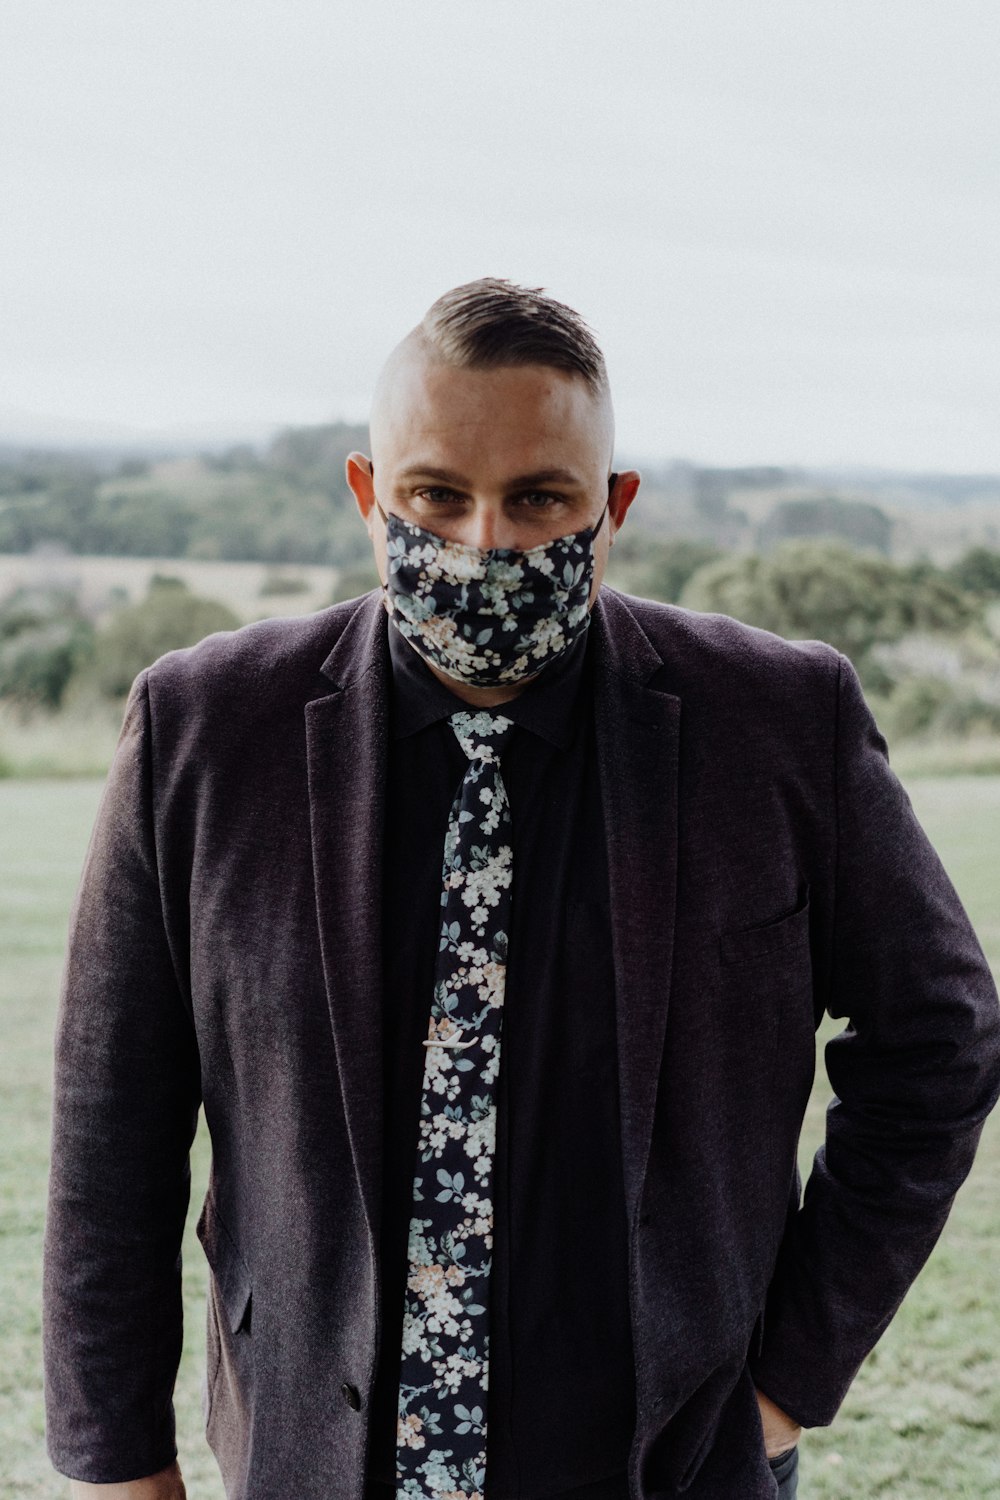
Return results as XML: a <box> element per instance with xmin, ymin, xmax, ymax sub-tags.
<box><xmin>395</xmin><ymin>709</ymin><xmax>516</xmax><ymax>1499</ymax></box>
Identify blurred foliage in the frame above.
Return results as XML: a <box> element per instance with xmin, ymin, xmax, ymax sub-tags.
<box><xmin>671</xmin><ymin>540</ymin><xmax>1000</xmax><ymax>743</ymax></box>
<box><xmin>678</xmin><ymin>541</ymin><xmax>983</xmax><ymax>683</ymax></box>
<box><xmin>259</xmin><ymin>570</ymin><xmax>310</xmax><ymax>597</ymax></box>
<box><xmin>0</xmin><ymin>585</ymin><xmax>95</xmax><ymax>710</ymax></box>
<box><xmin>90</xmin><ymin>578</ymin><xmax>241</xmax><ymax>699</ymax></box>
<box><xmin>757</xmin><ymin>495</ymin><xmax>893</xmax><ymax>555</ymax></box>
<box><xmin>3</xmin><ymin>448</ymin><xmax>1000</xmax><ymax>748</ymax></box>
<box><xmin>0</xmin><ymin>455</ymin><xmax>102</xmax><ymax>553</ymax></box>
<box><xmin>876</xmin><ymin>676</ymin><xmax>1000</xmax><ymax>743</ymax></box>
<box><xmin>946</xmin><ymin>545</ymin><xmax>1000</xmax><ymax>599</ymax></box>
<box><xmin>880</xmin><ymin>676</ymin><xmax>962</xmax><ymax>739</ymax></box>
<box><xmin>2</xmin><ymin>431</ymin><xmax>999</xmax><ymax>599</ymax></box>
<box><xmin>0</xmin><ymin>422</ymin><xmax>371</xmax><ymax>567</ymax></box>
<box><xmin>604</xmin><ymin>535</ymin><xmax>725</xmax><ymax>602</ymax></box>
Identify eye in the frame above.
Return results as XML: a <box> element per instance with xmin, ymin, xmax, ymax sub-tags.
<box><xmin>517</xmin><ymin>491</ymin><xmax>562</xmax><ymax>509</ymax></box>
<box><xmin>416</xmin><ymin>487</ymin><xmax>464</xmax><ymax>505</ymax></box>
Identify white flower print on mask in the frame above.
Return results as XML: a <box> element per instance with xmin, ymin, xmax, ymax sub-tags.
<box><xmin>377</xmin><ymin>496</ymin><xmax>609</xmax><ymax>687</ymax></box>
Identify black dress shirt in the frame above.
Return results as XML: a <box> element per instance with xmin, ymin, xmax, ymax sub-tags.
<box><xmin>365</xmin><ymin>617</ymin><xmax>635</xmax><ymax>1500</ymax></box>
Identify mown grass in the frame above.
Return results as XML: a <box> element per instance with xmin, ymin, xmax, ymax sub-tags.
<box><xmin>0</xmin><ymin>702</ymin><xmax>125</xmax><ymax>782</ymax></box>
<box><xmin>1</xmin><ymin>778</ymin><xmax>998</xmax><ymax>1497</ymax></box>
<box><xmin>0</xmin><ymin>782</ymin><xmax>220</xmax><ymax>1498</ymax></box>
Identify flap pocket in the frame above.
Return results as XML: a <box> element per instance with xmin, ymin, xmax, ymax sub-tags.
<box><xmin>719</xmin><ymin>889</ymin><xmax>810</xmax><ymax>967</ymax></box>
<box><xmin>196</xmin><ymin>1193</ymin><xmax>253</xmax><ymax>1335</ymax></box>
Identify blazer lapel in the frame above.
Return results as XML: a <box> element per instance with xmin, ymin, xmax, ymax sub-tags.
<box><xmin>592</xmin><ymin>589</ymin><xmax>681</xmax><ymax>1227</ymax></box>
<box><xmin>305</xmin><ymin>593</ymin><xmax>389</xmax><ymax>1247</ymax></box>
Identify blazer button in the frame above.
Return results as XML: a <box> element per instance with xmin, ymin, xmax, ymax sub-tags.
<box><xmin>341</xmin><ymin>1382</ymin><xmax>362</xmax><ymax>1411</ymax></box>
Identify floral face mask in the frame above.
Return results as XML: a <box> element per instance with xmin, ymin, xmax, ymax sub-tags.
<box><xmin>373</xmin><ymin>476</ymin><xmax>616</xmax><ymax>687</ymax></box>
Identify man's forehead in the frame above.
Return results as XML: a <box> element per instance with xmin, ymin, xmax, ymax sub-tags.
<box><xmin>374</xmin><ymin>343</ymin><xmax>594</xmax><ymax>411</ymax></box>
<box><xmin>370</xmin><ymin>346</ymin><xmax>613</xmax><ymax>470</ymax></box>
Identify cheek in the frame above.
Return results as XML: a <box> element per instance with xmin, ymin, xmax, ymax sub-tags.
<box><xmin>588</xmin><ymin>538</ymin><xmax>610</xmax><ymax>604</ymax></box>
<box><xmin>367</xmin><ymin>523</ymin><xmax>389</xmax><ymax>586</ymax></box>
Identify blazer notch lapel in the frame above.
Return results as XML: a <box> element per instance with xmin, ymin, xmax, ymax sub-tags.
<box><xmin>593</xmin><ymin>592</ymin><xmax>681</xmax><ymax>1225</ymax></box>
<box><xmin>305</xmin><ymin>604</ymin><xmax>389</xmax><ymax>1246</ymax></box>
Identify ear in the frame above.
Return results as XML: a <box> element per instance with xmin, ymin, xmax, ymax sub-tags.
<box><xmin>345</xmin><ymin>452</ymin><xmax>377</xmax><ymax>530</ymax></box>
<box><xmin>608</xmin><ymin>470</ymin><xmax>641</xmax><ymax>545</ymax></box>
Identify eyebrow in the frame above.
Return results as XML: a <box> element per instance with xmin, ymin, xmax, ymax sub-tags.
<box><xmin>395</xmin><ymin>464</ymin><xmax>586</xmax><ymax>490</ymax></box>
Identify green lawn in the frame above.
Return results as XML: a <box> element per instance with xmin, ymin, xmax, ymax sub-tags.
<box><xmin>2</xmin><ymin>778</ymin><xmax>998</xmax><ymax>1498</ymax></box>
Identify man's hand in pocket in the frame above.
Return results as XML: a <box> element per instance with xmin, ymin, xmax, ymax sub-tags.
<box><xmin>755</xmin><ymin>1388</ymin><xmax>802</xmax><ymax>1459</ymax></box>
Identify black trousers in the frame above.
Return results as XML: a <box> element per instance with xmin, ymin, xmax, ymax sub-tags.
<box><xmin>769</xmin><ymin>1444</ymin><xmax>799</xmax><ymax>1497</ymax></box>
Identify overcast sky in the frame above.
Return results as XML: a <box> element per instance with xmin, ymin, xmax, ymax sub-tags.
<box><xmin>2</xmin><ymin>1</ymin><xmax>999</xmax><ymax>468</ymax></box>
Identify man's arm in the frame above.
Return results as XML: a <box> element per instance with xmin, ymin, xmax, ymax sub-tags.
<box><xmin>748</xmin><ymin>650</ymin><xmax>1000</xmax><ymax>1427</ymax></box>
<box><xmin>43</xmin><ymin>673</ymin><xmax>201</xmax><ymax>1483</ymax></box>
<box><xmin>69</xmin><ymin>1460</ymin><xmax>187</xmax><ymax>1499</ymax></box>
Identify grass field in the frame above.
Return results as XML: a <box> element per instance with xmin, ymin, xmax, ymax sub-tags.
<box><xmin>1</xmin><ymin>777</ymin><xmax>998</xmax><ymax>1498</ymax></box>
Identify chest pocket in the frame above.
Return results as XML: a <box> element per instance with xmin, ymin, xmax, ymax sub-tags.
<box><xmin>718</xmin><ymin>887</ymin><xmax>811</xmax><ymax>970</ymax></box>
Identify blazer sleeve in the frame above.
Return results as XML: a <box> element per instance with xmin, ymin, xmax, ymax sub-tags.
<box><xmin>43</xmin><ymin>671</ymin><xmax>201</xmax><ymax>1483</ymax></box>
<box><xmin>748</xmin><ymin>650</ymin><xmax>1000</xmax><ymax>1428</ymax></box>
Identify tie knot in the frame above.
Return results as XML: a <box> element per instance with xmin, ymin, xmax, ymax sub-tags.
<box><xmin>448</xmin><ymin>709</ymin><xmax>515</xmax><ymax>764</ymax></box>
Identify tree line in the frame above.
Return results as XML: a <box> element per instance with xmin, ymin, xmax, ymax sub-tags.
<box><xmin>6</xmin><ymin>427</ymin><xmax>996</xmax><ymax>570</ymax></box>
<box><xmin>0</xmin><ymin>424</ymin><xmax>371</xmax><ymax>567</ymax></box>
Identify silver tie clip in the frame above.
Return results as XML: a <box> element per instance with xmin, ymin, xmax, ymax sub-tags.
<box><xmin>423</xmin><ymin>1031</ymin><xmax>477</xmax><ymax>1049</ymax></box>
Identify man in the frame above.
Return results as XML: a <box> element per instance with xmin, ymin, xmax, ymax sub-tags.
<box><xmin>44</xmin><ymin>279</ymin><xmax>1000</xmax><ymax>1500</ymax></box>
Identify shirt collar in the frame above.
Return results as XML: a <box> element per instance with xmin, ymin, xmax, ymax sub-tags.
<box><xmin>387</xmin><ymin>608</ymin><xmax>590</xmax><ymax>750</ymax></box>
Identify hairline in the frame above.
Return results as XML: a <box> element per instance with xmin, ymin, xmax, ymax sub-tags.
<box><xmin>401</xmin><ymin>325</ymin><xmax>610</xmax><ymax>398</ymax></box>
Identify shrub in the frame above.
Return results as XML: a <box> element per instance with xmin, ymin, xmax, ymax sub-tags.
<box><xmin>947</xmin><ymin>546</ymin><xmax>1000</xmax><ymax>599</ymax></box>
<box><xmin>260</xmin><ymin>571</ymin><xmax>310</xmax><ymax>597</ymax></box>
<box><xmin>882</xmin><ymin>677</ymin><xmax>958</xmax><ymax>740</ymax></box>
<box><xmin>757</xmin><ymin>495</ymin><xmax>893</xmax><ymax>556</ymax></box>
<box><xmin>679</xmin><ymin>541</ymin><xmax>982</xmax><ymax>683</ymax></box>
<box><xmin>606</xmin><ymin>536</ymin><xmax>725</xmax><ymax>603</ymax></box>
<box><xmin>0</xmin><ymin>586</ymin><xmax>95</xmax><ymax>710</ymax></box>
<box><xmin>91</xmin><ymin>579</ymin><xmax>241</xmax><ymax>699</ymax></box>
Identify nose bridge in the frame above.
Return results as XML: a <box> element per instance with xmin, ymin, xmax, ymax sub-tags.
<box><xmin>466</xmin><ymin>495</ymin><xmax>514</xmax><ymax>551</ymax></box>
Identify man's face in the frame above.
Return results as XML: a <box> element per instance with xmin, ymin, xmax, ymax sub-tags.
<box><xmin>346</xmin><ymin>354</ymin><xmax>640</xmax><ymax>612</ymax></box>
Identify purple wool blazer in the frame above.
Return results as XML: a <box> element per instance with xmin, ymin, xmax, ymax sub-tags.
<box><xmin>43</xmin><ymin>585</ymin><xmax>1000</xmax><ymax>1499</ymax></box>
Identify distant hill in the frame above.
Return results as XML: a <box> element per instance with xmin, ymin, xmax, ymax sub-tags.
<box><xmin>629</xmin><ymin>461</ymin><xmax>1000</xmax><ymax>562</ymax></box>
<box><xmin>0</xmin><ymin>406</ymin><xmax>283</xmax><ymax>458</ymax></box>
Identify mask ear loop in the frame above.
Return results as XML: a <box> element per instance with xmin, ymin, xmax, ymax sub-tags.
<box><xmin>366</xmin><ymin>463</ymin><xmax>395</xmax><ymax>607</ymax></box>
<box><xmin>590</xmin><ymin>473</ymin><xmax>618</xmax><ymax>541</ymax></box>
<box><xmin>368</xmin><ymin>463</ymin><xmax>391</xmax><ymax>531</ymax></box>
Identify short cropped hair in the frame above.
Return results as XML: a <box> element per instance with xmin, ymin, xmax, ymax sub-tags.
<box><xmin>418</xmin><ymin>277</ymin><xmax>609</xmax><ymax>397</ymax></box>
